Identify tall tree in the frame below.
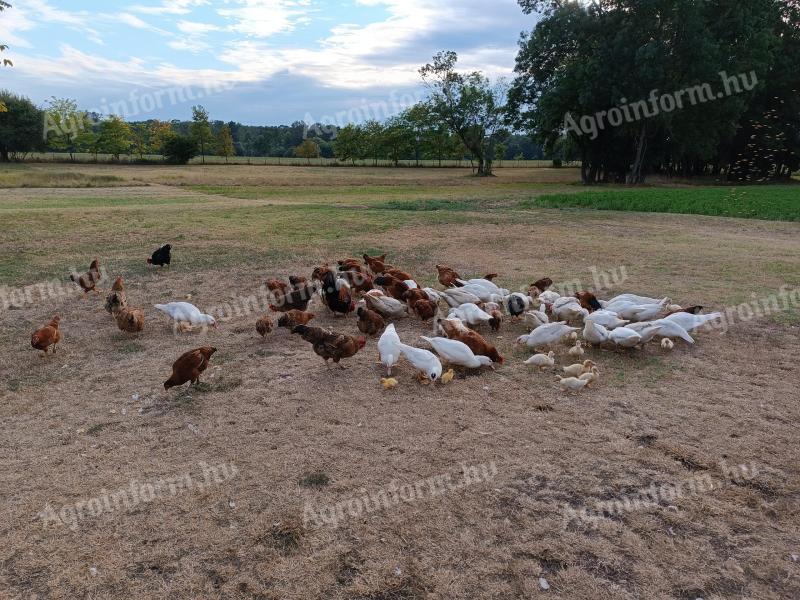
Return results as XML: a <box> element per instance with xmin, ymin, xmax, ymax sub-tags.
<box><xmin>0</xmin><ymin>90</ymin><xmax>43</xmax><ymax>161</ymax></box>
<box><xmin>294</xmin><ymin>139</ymin><xmax>320</xmax><ymax>164</ymax></box>
<box><xmin>216</xmin><ymin>124</ymin><xmax>235</xmax><ymax>162</ymax></box>
<box><xmin>44</xmin><ymin>97</ymin><xmax>86</xmax><ymax>162</ymax></box>
<box><xmin>190</xmin><ymin>105</ymin><xmax>213</xmax><ymax>164</ymax></box>
<box><xmin>99</xmin><ymin>116</ymin><xmax>132</xmax><ymax>161</ymax></box>
<box><xmin>149</xmin><ymin>120</ymin><xmax>174</xmax><ymax>157</ymax></box>
<box><xmin>333</xmin><ymin>124</ymin><xmax>364</xmax><ymax>165</ymax></box>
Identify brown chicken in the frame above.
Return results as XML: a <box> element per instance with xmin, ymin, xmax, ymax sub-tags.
<box><xmin>402</xmin><ymin>288</ymin><xmax>428</xmax><ymax>306</ymax></box>
<box><xmin>385</xmin><ymin>267</ymin><xmax>413</xmax><ymax>282</ymax></box>
<box><xmin>363</xmin><ymin>253</ymin><xmax>388</xmax><ymax>274</ymax></box>
<box><xmin>114</xmin><ymin>307</ymin><xmax>145</xmax><ymax>333</ymax></box>
<box><xmin>575</xmin><ymin>291</ymin><xmax>602</xmax><ymax>312</ymax></box>
<box><xmin>104</xmin><ymin>277</ymin><xmax>127</xmax><ymax>314</ymax></box>
<box><xmin>288</xmin><ymin>275</ymin><xmax>307</xmax><ymax>287</ymax></box>
<box><xmin>337</xmin><ymin>258</ymin><xmax>362</xmax><ymax>271</ymax></box>
<box><xmin>291</xmin><ymin>325</ymin><xmax>366</xmax><ymax>368</ymax></box>
<box><xmin>31</xmin><ymin>316</ymin><xmax>62</xmax><ymax>356</ymax></box>
<box><xmin>256</xmin><ymin>314</ymin><xmax>274</xmax><ymax>337</ymax></box>
<box><xmin>277</xmin><ymin>310</ymin><xmax>315</xmax><ymax>328</ymax></box>
<box><xmin>530</xmin><ymin>277</ymin><xmax>554</xmax><ymax>295</ymax></box>
<box><xmin>374</xmin><ymin>274</ymin><xmax>410</xmax><ymax>300</ymax></box>
<box><xmin>483</xmin><ymin>273</ymin><xmax>499</xmax><ymax>281</ymax></box>
<box><xmin>71</xmin><ymin>259</ymin><xmax>101</xmax><ymax>295</ymax></box>
<box><xmin>437</xmin><ymin>318</ymin><xmax>504</xmax><ymax>364</ymax></box>
<box><xmin>489</xmin><ymin>309</ymin><xmax>503</xmax><ymax>332</ymax></box>
<box><xmin>341</xmin><ymin>269</ymin><xmax>374</xmax><ymax>294</ymax></box>
<box><xmin>436</xmin><ymin>264</ymin><xmax>463</xmax><ymax>288</ymax></box>
<box><xmin>356</xmin><ymin>306</ymin><xmax>385</xmax><ymax>336</ymax></box>
<box><xmin>266</xmin><ymin>278</ymin><xmax>290</xmax><ymax>295</ymax></box>
<box><xmin>164</xmin><ymin>346</ymin><xmax>217</xmax><ymax>390</ymax></box>
<box><xmin>268</xmin><ymin>282</ymin><xmax>316</xmax><ymax>312</ymax></box>
<box><xmin>411</xmin><ymin>298</ymin><xmax>438</xmax><ymax>322</ymax></box>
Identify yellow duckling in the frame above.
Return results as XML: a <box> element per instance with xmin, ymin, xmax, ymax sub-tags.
<box><xmin>562</xmin><ymin>359</ymin><xmax>595</xmax><ymax>378</ymax></box>
<box><xmin>557</xmin><ymin>376</ymin><xmax>589</xmax><ymax>393</ymax></box>
<box><xmin>441</xmin><ymin>368</ymin><xmax>455</xmax><ymax>384</ymax></box>
<box><xmin>568</xmin><ymin>340</ymin><xmax>584</xmax><ymax>359</ymax></box>
<box><xmin>381</xmin><ymin>377</ymin><xmax>399</xmax><ymax>390</ymax></box>
<box><xmin>524</xmin><ymin>351</ymin><xmax>555</xmax><ymax>369</ymax></box>
<box><xmin>661</xmin><ymin>338</ymin><xmax>675</xmax><ymax>350</ymax></box>
<box><xmin>578</xmin><ymin>366</ymin><xmax>600</xmax><ymax>387</ymax></box>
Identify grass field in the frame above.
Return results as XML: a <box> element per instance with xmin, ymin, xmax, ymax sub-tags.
<box><xmin>525</xmin><ymin>186</ymin><xmax>800</xmax><ymax>221</ymax></box>
<box><xmin>1</xmin><ymin>164</ymin><xmax>799</xmax><ymax>599</ymax></box>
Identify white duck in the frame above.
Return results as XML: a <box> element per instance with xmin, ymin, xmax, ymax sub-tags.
<box><xmin>398</xmin><ymin>343</ymin><xmax>443</xmax><ymax>382</ymax></box>
<box><xmin>605</xmin><ymin>298</ymin><xmax>670</xmax><ymax>321</ymax></box>
<box><xmin>421</xmin><ymin>336</ymin><xmax>494</xmax><ymax>370</ymax></box>
<box><xmin>516</xmin><ymin>322</ymin><xmax>579</xmax><ymax>349</ymax></box>
<box><xmin>457</xmin><ymin>278</ymin><xmax>506</xmax><ymax>295</ymax></box>
<box><xmin>553</xmin><ymin>300</ymin><xmax>589</xmax><ymax>323</ymax></box>
<box><xmin>583</xmin><ymin>319</ymin><xmax>610</xmax><ymax>345</ymax></box>
<box><xmin>606</xmin><ymin>293</ymin><xmax>668</xmax><ymax>306</ymax></box>
<box><xmin>524</xmin><ymin>308</ymin><xmax>549</xmax><ymax>329</ymax></box>
<box><xmin>585</xmin><ymin>309</ymin><xmax>628</xmax><ymax>330</ymax></box>
<box><xmin>154</xmin><ymin>302</ymin><xmax>217</xmax><ymax>328</ymax></box>
<box><xmin>663</xmin><ymin>311</ymin><xmax>721</xmax><ymax>332</ymax></box>
<box><xmin>422</xmin><ymin>288</ymin><xmax>443</xmax><ymax>303</ymax></box>
<box><xmin>524</xmin><ymin>351</ymin><xmax>555</xmax><ymax>369</ymax></box>
<box><xmin>627</xmin><ymin>319</ymin><xmax>694</xmax><ymax>343</ymax></box>
<box><xmin>608</xmin><ymin>327</ymin><xmax>643</xmax><ymax>348</ymax></box>
<box><xmin>364</xmin><ymin>290</ymin><xmax>408</xmax><ymax>319</ymax></box>
<box><xmin>538</xmin><ymin>290</ymin><xmax>561</xmax><ymax>306</ymax></box>
<box><xmin>632</xmin><ymin>323</ymin><xmax>664</xmax><ymax>343</ymax></box>
<box><xmin>448</xmin><ymin>303</ymin><xmax>493</xmax><ymax>326</ymax></box>
<box><xmin>378</xmin><ymin>324</ymin><xmax>401</xmax><ymax>376</ymax></box>
<box><xmin>503</xmin><ymin>292</ymin><xmax>532</xmax><ymax>317</ymax></box>
<box><xmin>442</xmin><ymin>288</ymin><xmax>482</xmax><ymax>308</ymax></box>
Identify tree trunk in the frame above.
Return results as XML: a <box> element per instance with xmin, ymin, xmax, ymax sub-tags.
<box><xmin>0</xmin><ymin>149</ymin><xmax>9</xmax><ymax>162</ymax></box>
<box><xmin>627</xmin><ymin>123</ymin><xmax>648</xmax><ymax>184</ymax></box>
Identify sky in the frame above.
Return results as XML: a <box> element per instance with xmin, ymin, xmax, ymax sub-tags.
<box><xmin>0</xmin><ymin>0</ymin><xmax>533</xmax><ymax>125</ymax></box>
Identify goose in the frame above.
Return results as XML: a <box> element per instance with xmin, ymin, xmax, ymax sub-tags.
<box><xmin>524</xmin><ymin>308</ymin><xmax>549</xmax><ymax>329</ymax></box>
<box><xmin>420</xmin><ymin>336</ymin><xmax>494</xmax><ymax>369</ymax></box>
<box><xmin>154</xmin><ymin>302</ymin><xmax>217</xmax><ymax>329</ymax></box>
<box><xmin>524</xmin><ymin>351</ymin><xmax>555</xmax><ymax>369</ymax></box>
<box><xmin>378</xmin><ymin>324</ymin><xmax>401</xmax><ymax>376</ymax></box>
<box><xmin>627</xmin><ymin>319</ymin><xmax>694</xmax><ymax>343</ymax></box>
<box><xmin>448</xmin><ymin>303</ymin><xmax>493</xmax><ymax>326</ymax></box>
<box><xmin>364</xmin><ymin>290</ymin><xmax>408</xmax><ymax>319</ymax></box>
<box><xmin>583</xmin><ymin>319</ymin><xmax>610</xmax><ymax>345</ymax></box>
<box><xmin>442</xmin><ymin>288</ymin><xmax>482</xmax><ymax>308</ymax></box>
<box><xmin>663</xmin><ymin>311</ymin><xmax>721</xmax><ymax>332</ymax></box>
<box><xmin>503</xmin><ymin>293</ymin><xmax>532</xmax><ymax>317</ymax></box>
<box><xmin>585</xmin><ymin>310</ymin><xmax>629</xmax><ymax>330</ymax></box>
<box><xmin>516</xmin><ymin>322</ymin><xmax>579</xmax><ymax>349</ymax></box>
<box><xmin>608</xmin><ymin>327</ymin><xmax>643</xmax><ymax>348</ymax></box>
<box><xmin>398</xmin><ymin>343</ymin><xmax>443</xmax><ymax>382</ymax></box>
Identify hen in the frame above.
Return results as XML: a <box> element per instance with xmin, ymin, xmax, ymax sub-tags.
<box><xmin>277</xmin><ymin>310</ymin><xmax>315</xmax><ymax>329</ymax></box>
<box><xmin>164</xmin><ymin>346</ymin><xmax>217</xmax><ymax>390</ymax></box>
<box><xmin>147</xmin><ymin>244</ymin><xmax>172</xmax><ymax>267</ymax></box>
<box><xmin>31</xmin><ymin>316</ymin><xmax>62</xmax><ymax>356</ymax></box>
<box><xmin>291</xmin><ymin>325</ymin><xmax>366</xmax><ymax>368</ymax></box>
<box><xmin>71</xmin><ymin>259</ymin><xmax>101</xmax><ymax>296</ymax></box>
<box><xmin>575</xmin><ymin>291</ymin><xmax>602</xmax><ymax>312</ymax></box>
<box><xmin>374</xmin><ymin>274</ymin><xmax>410</xmax><ymax>300</ymax></box>
<box><xmin>410</xmin><ymin>298</ymin><xmax>438</xmax><ymax>322</ymax></box>
<box><xmin>104</xmin><ymin>277</ymin><xmax>127</xmax><ymax>314</ymax></box>
<box><xmin>114</xmin><ymin>307</ymin><xmax>145</xmax><ymax>333</ymax></box>
<box><xmin>363</xmin><ymin>253</ymin><xmax>388</xmax><ymax>274</ymax></box>
<box><xmin>356</xmin><ymin>307</ymin><xmax>385</xmax><ymax>336</ymax></box>
<box><xmin>269</xmin><ymin>282</ymin><xmax>316</xmax><ymax>312</ymax></box>
<box><xmin>256</xmin><ymin>314</ymin><xmax>274</xmax><ymax>337</ymax></box>
<box><xmin>436</xmin><ymin>264</ymin><xmax>463</xmax><ymax>288</ymax></box>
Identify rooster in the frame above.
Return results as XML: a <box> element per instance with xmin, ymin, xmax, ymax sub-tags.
<box><xmin>318</xmin><ymin>268</ymin><xmax>355</xmax><ymax>317</ymax></box>
<box><xmin>71</xmin><ymin>259</ymin><xmax>101</xmax><ymax>296</ymax></box>
<box><xmin>291</xmin><ymin>325</ymin><xmax>365</xmax><ymax>368</ymax></box>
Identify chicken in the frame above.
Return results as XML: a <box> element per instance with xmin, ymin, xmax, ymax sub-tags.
<box><xmin>164</xmin><ymin>346</ymin><xmax>216</xmax><ymax>390</ymax></box>
<box><xmin>384</xmin><ymin>268</ymin><xmax>414</xmax><ymax>284</ymax></box>
<box><xmin>31</xmin><ymin>316</ymin><xmax>62</xmax><ymax>356</ymax></box>
<box><xmin>363</xmin><ymin>253</ymin><xmax>388</xmax><ymax>274</ymax></box>
<box><xmin>337</xmin><ymin>258</ymin><xmax>362</xmax><ymax>271</ymax></box>
<box><xmin>256</xmin><ymin>314</ymin><xmax>274</xmax><ymax>337</ymax></box>
<box><xmin>71</xmin><ymin>259</ymin><xmax>101</xmax><ymax>295</ymax></box>
<box><xmin>318</xmin><ymin>269</ymin><xmax>355</xmax><ymax>316</ymax></box>
<box><xmin>530</xmin><ymin>277</ymin><xmax>553</xmax><ymax>295</ymax></box>
<box><xmin>147</xmin><ymin>244</ymin><xmax>172</xmax><ymax>267</ymax></box>
<box><xmin>288</xmin><ymin>275</ymin><xmax>308</xmax><ymax>287</ymax></box>
<box><xmin>436</xmin><ymin>318</ymin><xmax>504</xmax><ymax>364</ymax></box>
<box><xmin>575</xmin><ymin>291</ymin><xmax>602</xmax><ymax>312</ymax></box>
<box><xmin>341</xmin><ymin>270</ymin><xmax>374</xmax><ymax>295</ymax></box>
<box><xmin>402</xmin><ymin>288</ymin><xmax>428</xmax><ymax>306</ymax></box>
<box><xmin>104</xmin><ymin>277</ymin><xmax>127</xmax><ymax>314</ymax></box>
<box><xmin>114</xmin><ymin>306</ymin><xmax>145</xmax><ymax>333</ymax></box>
<box><xmin>268</xmin><ymin>282</ymin><xmax>316</xmax><ymax>312</ymax></box>
<box><xmin>266</xmin><ymin>278</ymin><xmax>290</xmax><ymax>295</ymax></box>
<box><xmin>356</xmin><ymin>307</ymin><xmax>385</xmax><ymax>336</ymax></box>
<box><xmin>291</xmin><ymin>325</ymin><xmax>366</xmax><ymax>368</ymax></box>
<box><xmin>436</xmin><ymin>264</ymin><xmax>463</xmax><ymax>288</ymax></box>
<box><xmin>483</xmin><ymin>273</ymin><xmax>499</xmax><ymax>281</ymax></box>
<box><xmin>488</xmin><ymin>309</ymin><xmax>502</xmax><ymax>331</ymax></box>
<box><xmin>276</xmin><ymin>310</ymin><xmax>315</xmax><ymax>329</ymax></box>
<box><xmin>374</xmin><ymin>274</ymin><xmax>410</xmax><ymax>300</ymax></box>
<box><xmin>411</xmin><ymin>298</ymin><xmax>438</xmax><ymax>322</ymax></box>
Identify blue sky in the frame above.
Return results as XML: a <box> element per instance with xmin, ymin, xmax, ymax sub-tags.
<box><xmin>0</xmin><ymin>0</ymin><xmax>532</xmax><ymax>124</ymax></box>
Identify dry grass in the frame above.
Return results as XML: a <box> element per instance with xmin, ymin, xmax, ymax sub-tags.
<box><xmin>1</xmin><ymin>164</ymin><xmax>799</xmax><ymax>599</ymax></box>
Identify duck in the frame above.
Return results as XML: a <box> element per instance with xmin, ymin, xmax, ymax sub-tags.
<box><xmin>154</xmin><ymin>302</ymin><xmax>217</xmax><ymax>329</ymax></box>
<box><xmin>583</xmin><ymin>319</ymin><xmax>610</xmax><ymax>345</ymax></box>
<box><xmin>456</xmin><ymin>278</ymin><xmax>507</xmax><ymax>295</ymax></box>
<box><xmin>538</xmin><ymin>290</ymin><xmax>561</xmax><ymax>306</ymax></box>
<box><xmin>606</xmin><ymin>293</ymin><xmax>667</xmax><ymax>306</ymax></box>
<box><xmin>585</xmin><ymin>310</ymin><xmax>629</xmax><ymax>330</ymax></box>
<box><xmin>661</xmin><ymin>338</ymin><xmax>675</xmax><ymax>350</ymax></box>
<box><xmin>364</xmin><ymin>290</ymin><xmax>408</xmax><ymax>320</ymax></box>
<box><xmin>378</xmin><ymin>323</ymin><xmax>402</xmax><ymax>376</ymax></box>
<box><xmin>442</xmin><ymin>288</ymin><xmax>482</xmax><ymax>308</ymax></box>
<box><xmin>380</xmin><ymin>377</ymin><xmax>399</xmax><ymax>390</ymax></box>
<box><xmin>568</xmin><ymin>340</ymin><xmax>584</xmax><ymax>358</ymax></box>
<box><xmin>663</xmin><ymin>311</ymin><xmax>721</xmax><ymax>332</ymax></box>
<box><xmin>422</xmin><ymin>287</ymin><xmax>443</xmax><ymax>303</ymax></box>
<box><xmin>632</xmin><ymin>323</ymin><xmax>664</xmax><ymax>344</ymax></box>
<box><xmin>524</xmin><ymin>308</ymin><xmax>549</xmax><ymax>329</ymax></box>
<box><xmin>627</xmin><ymin>319</ymin><xmax>694</xmax><ymax>343</ymax></box>
<box><xmin>553</xmin><ymin>300</ymin><xmax>589</xmax><ymax>323</ymax></box>
<box><xmin>398</xmin><ymin>342</ymin><xmax>443</xmax><ymax>382</ymax></box>
<box><xmin>557</xmin><ymin>376</ymin><xmax>589</xmax><ymax>392</ymax></box>
<box><xmin>579</xmin><ymin>366</ymin><xmax>600</xmax><ymax>387</ymax></box>
<box><xmin>503</xmin><ymin>292</ymin><xmax>532</xmax><ymax>317</ymax></box>
<box><xmin>608</xmin><ymin>326</ymin><xmax>643</xmax><ymax>348</ymax></box>
<box><xmin>516</xmin><ymin>322</ymin><xmax>579</xmax><ymax>349</ymax></box>
<box><xmin>524</xmin><ymin>351</ymin><xmax>555</xmax><ymax>369</ymax></box>
<box><xmin>604</xmin><ymin>298</ymin><xmax>670</xmax><ymax>321</ymax></box>
<box><xmin>448</xmin><ymin>303</ymin><xmax>493</xmax><ymax>327</ymax></box>
<box><xmin>562</xmin><ymin>360</ymin><xmax>595</xmax><ymax>378</ymax></box>
<box><xmin>420</xmin><ymin>336</ymin><xmax>494</xmax><ymax>369</ymax></box>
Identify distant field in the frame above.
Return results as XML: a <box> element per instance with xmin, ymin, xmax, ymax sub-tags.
<box><xmin>524</xmin><ymin>186</ymin><xmax>800</xmax><ymax>221</ymax></box>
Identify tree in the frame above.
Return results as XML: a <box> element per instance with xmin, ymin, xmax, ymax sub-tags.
<box><xmin>216</xmin><ymin>124</ymin><xmax>235</xmax><ymax>163</ymax></box>
<box><xmin>0</xmin><ymin>90</ymin><xmax>43</xmax><ymax>161</ymax></box>
<box><xmin>333</xmin><ymin>124</ymin><xmax>363</xmax><ymax>165</ymax></box>
<box><xmin>495</xmin><ymin>142</ymin><xmax>507</xmax><ymax>167</ymax></box>
<box><xmin>294</xmin><ymin>139</ymin><xmax>320</xmax><ymax>164</ymax></box>
<box><xmin>420</xmin><ymin>51</ymin><xmax>509</xmax><ymax>176</ymax></box>
<box><xmin>76</xmin><ymin>127</ymin><xmax>101</xmax><ymax>162</ymax></box>
<box><xmin>362</xmin><ymin>120</ymin><xmax>385</xmax><ymax>166</ymax></box>
<box><xmin>99</xmin><ymin>116</ymin><xmax>132</xmax><ymax>160</ymax></box>
<box><xmin>382</xmin><ymin>116</ymin><xmax>415</xmax><ymax>166</ymax></box>
<box><xmin>163</xmin><ymin>135</ymin><xmax>199</xmax><ymax>164</ymax></box>
<box><xmin>189</xmin><ymin>105</ymin><xmax>213</xmax><ymax>164</ymax></box>
<box><xmin>1</xmin><ymin>2</ymin><xmax>12</xmax><ymax>68</ymax></box>
<box><xmin>149</xmin><ymin>120</ymin><xmax>174</xmax><ymax>157</ymax></box>
<box><xmin>130</xmin><ymin>123</ymin><xmax>150</xmax><ymax>160</ymax></box>
<box><xmin>44</xmin><ymin>97</ymin><xmax>87</xmax><ymax>162</ymax></box>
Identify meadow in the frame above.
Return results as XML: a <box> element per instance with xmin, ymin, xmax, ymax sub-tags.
<box><xmin>1</xmin><ymin>163</ymin><xmax>799</xmax><ymax>599</ymax></box>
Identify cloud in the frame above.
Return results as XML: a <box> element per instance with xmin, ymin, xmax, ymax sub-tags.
<box><xmin>176</xmin><ymin>20</ymin><xmax>220</xmax><ymax>34</ymax></box>
<box><xmin>217</xmin><ymin>0</ymin><xmax>313</xmax><ymax>38</ymax></box>
<box><xmin>129</xmin><ymin>0</ymin><xmax>210</xmax><ymax>16</ymax></box>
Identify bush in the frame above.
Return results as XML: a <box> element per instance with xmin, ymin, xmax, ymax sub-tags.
<box><xmin>552</xmin><ymin>158</ymin><xmax>563</xmax><ymax>168</ymax></box>
<box><xmin>163</xmin><ymin>135</ymin><xmax>199</xmax><ymax>164</ymax></box>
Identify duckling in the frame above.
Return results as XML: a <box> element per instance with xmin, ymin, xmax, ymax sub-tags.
<box><xmin>441</xmin><ymin>368</ymin><xmax>455</xmax><ymax>384</ymax></box>
<box><xmin>557</xmin><ymin>376</ymin><xmax>589</xmax><ymax>393</ymax></box>
<box><xmin>578</xmin><ymin>366</ymin><xmax>600</xmax><ymax>387</ymax></box>
<box><xmin>568</xmin><ymin>340</ymin><xmax>584</xmax><ymax>359</ymax></box>
<box><xmin>524</xmin><ymin>351</ymin><xmax>555</xmax><ymax>369</ymax></box>
<box><xmin>562</xmin><ymin>360</ymin><xmax>595</xmax><ymax>378</ymax></box>
<box><xmin>661</xmin><ymin>338</ymin><xmax>675</xmax><ymax>350</ymax></box>
<box><xmin>380</xmin><ymin>377</ymin><xmax>399</xmax><ymax>390</ymax></box>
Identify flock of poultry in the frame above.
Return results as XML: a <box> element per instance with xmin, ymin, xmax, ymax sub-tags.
<box><xmin>30</xmin><ymin>247</ymin><xmax>722</xmax><ymax>393</ymax></box>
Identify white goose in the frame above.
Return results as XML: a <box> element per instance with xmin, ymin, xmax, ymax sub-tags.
<box><xmin>378</xmin><ymin>324</ymin><xmax>402</xmax><ymax>376</ymax></box>
<box><xmin>516</xmin><ymin>322</ymin><xmax>579</xmax><ymax>349</ymax></box>
<box><xmin>421</xmin><ymin>336</ymin><xmax>494</xmax><ymax>369</ymax></box>
<box><xmin>155</xmin><ymin>302</ymin><xmax>217</xmax><ymax>328</ymax></box>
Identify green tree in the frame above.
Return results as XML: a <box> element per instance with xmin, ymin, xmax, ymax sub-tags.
<box><xmin>362</xmin><ymin>120</ymin><xmax>385</xmax><ymax>166</ymax></box>
<box><xmin>163</xmin><ymin>135</ymin><xmax>198</xmax><ymax>164</ymax></box>
<box><xmin>99</xmin><ymin>116</ymin><xmax>132</xmax><ymax>161</ymax></box>
<box><xmin>189</xmin><ymin>105</ymin><xmax>213</xmax><ymax>164</ymax></box>
<box><xmin>382</xmin><ymin>115</ymin><xmax>415</xmax><ymax>166</ymax></box>
<box><xmin>420</xmin><ymin>51</ymin><xmax>508</xmax><ymax>176</ymax></box>
<box><xmin>1</xmin><ymin>1</ymin><xmax>12</xmax><ymax>68</ymax></box>
<box><xmin>149</xmin><ymin>120</ymin><xmax>174</xmax><ymax>157</ymax></box>
<box><xmin>76</xmin><ymin>127</ymin><xmax>101</xmax><ymax>162</ymax></box>
<box><xmin>130</xmin><ymin>123</ymin><xmax>150</xmax><ymax>160</ymax></box>
<box><xmin>495</xmin><ymin>142</ymin><xmax>506</xmax><ymax>167</ymax></box>
<box><xmin>0</xmin><ymin>90</ymin><xmax>43</xmax><ymax>161</ymax></box>
<box><xmin>216</xmin><ymin>124</ymin><xmax>235</xmax><ymax>162</ymax></box>
<box><xmin>333</xmin><ymin>124</ymin><xmax>363</xmax><ymax>165</ymax></box>
<box><xmin>44</xmin><ymin>97</ymin><xmax>87</xmax><ymax>162</ymax></box>
<box><xmin>294</xmin><ymin>139</ymin><xmax>320</xmax><ymax>164</ymax></box>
